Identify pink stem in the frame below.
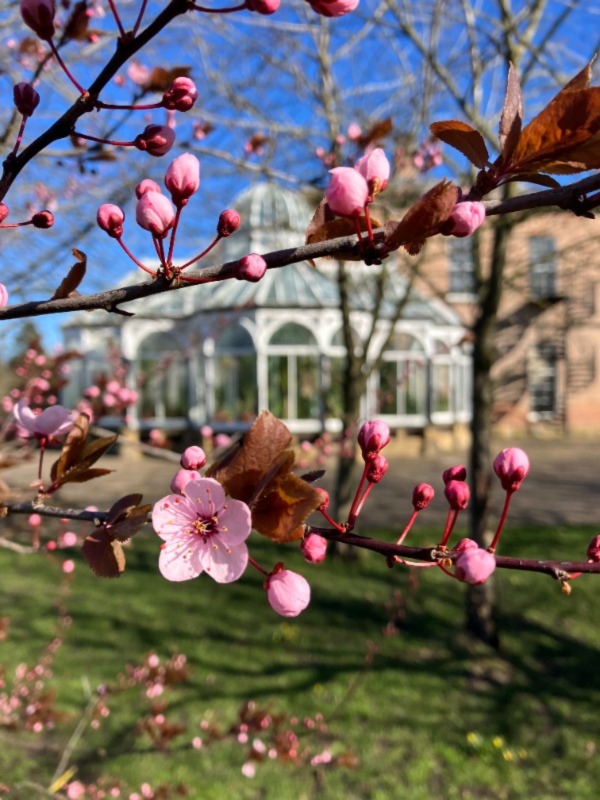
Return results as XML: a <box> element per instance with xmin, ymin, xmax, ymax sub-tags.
<box><xmin>178</xmin><ymin>235</ymin><xmax>222</xmax><ymax>270</ymax></box>
<box><xmin>347</xmin><ymin>465</ymin><xmax>368</xmax><ymax>525</ymax></box>
<box><xmin>438</xmin><ymin>509</ymin><xmax>459</xmax><ymax>549</ymax></box>
<box><xmin>488</xmin><ymin>491</ymin><xmax>513</xmax><ymax>553</ymax></box>
<box><xmin>348</xmin><ymin>481</ymin><xmax>375</xmax><ymax>528</ymax></box>
<box><xmin>396</xmin><ymin>510</ymin><xmax>418</xmax><ymax>546</ymax></box>
<box><xmin>37</xmin><ymin>437</ymin><xmax>47</xmax><ymax>482</ymax></box>
<box><xmin>363</xmin><ymin>204</ymin><xmax>375</xmax><ymax>244</ymax></box>
<box><xmin>116</xmin><ymin>237</ymin><xmax>156</xmax><ymax>275</ymax></box>
<box><xmin>248</xmin><ymin>555</ymin><xmax>269</xmax><ymax>577</ymax></box>
<box><xmin>8</xmin><ymin>117</ymin><xmax>27</xmax><ymax>160</ymax></box>
<box><xmin>131</xmin><ymin>0</ymin><xmax>149</xmax><ymax>37</ymax></box>
<box><xmin>48</xmin><ymin>41</ymin><xmax>86</xmax><ymax>95</ymax></box>
<box><xmin>166</xmin><ymin>207</ymin><xmax>183</xmax><ymax>265</ymax></box>
<box><xmin>107</xmin><ymin>0</ymin><xmax>127</xmax><ymax>39</ymax></box>
<box><xmin>318</xmin><ymin>507</ymin><xmax>346</xmax><ymax>533</ymax></box>
<box><xmin>72</xmin><ymin>131</ymin><xmax>133</xmax><ymax>147</ymax></box>
<box><xmin>394</xmin><ymin>556</ymin><xmax>437</xmax><ymax>568</ymax></box>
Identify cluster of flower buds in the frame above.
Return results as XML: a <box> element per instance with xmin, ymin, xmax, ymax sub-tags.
<box><xmin>325</xmin><ymin>148</ymin><xmax>391</xmax><ymax>218</ymax></box>
<box><xmin>152</xmin><ymin>446</ymin><xmax>312</xmax><ymax>617</ymax></box>
<box><xmin>97</xmin><ymin>153</ymin><xmax>242</xmax><ymax>282</ymax></box>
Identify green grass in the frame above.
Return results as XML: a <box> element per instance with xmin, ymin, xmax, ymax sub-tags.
<box><xmin>1</xmin><ymin>523</ymin><xmax>600</xmax><ymax>799</ymax></box>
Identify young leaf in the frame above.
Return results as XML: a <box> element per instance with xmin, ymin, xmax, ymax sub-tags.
<box><xmin>81</xmin><ymin>530</ymin><xmax>126</xmax><ymax>578</ymax></box>
<box><xmin>50</xmin><ymin>413</ymin><xmax>89</xmax><ymax>483</ymax></box>
<box><xmin>384</xmin><ymin>180</ymin><xmax>459</xmax><ymax>255</ymax></box>
<box><xmin>306</xmin><ymin>215</ymin><xmax>382</xmax><ymax>261</ymax></box>
<box><xmin>142</xmin><ymin>66</ymin><xmax>192</xmax><ymax>93</ymax></box>
<box><xmin>106</xmin><ymin>494</ymin><xmax>145</xmax><ymax>524</ymax></box>
<box><xmin>429</xmin><ymin>120</ymin><xmax>489</xmax><ymax>168</ymax></box>
<box><xmin>51</xmin><ymin>249</ymin><xmax>87</xmax><ymax>300</ymax></box>
<box><xmin>499</xmin><ymin>63</ymin><xmax>524</xmax><ymax>162</ymax></box>
<box><xmin>357</xmin><ymin>117</ymin><xmax>393</xmax><ymax>148</ymax></box>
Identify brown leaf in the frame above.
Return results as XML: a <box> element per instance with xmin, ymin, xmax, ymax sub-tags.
<box><xmin>81</xmin><ymin>531</ymin><xmax>125</xmax><ymax>578</ymax></box>
<box><xmin>306</xmin><ymin>215</ymin><xmax>381</xmax><ymax>261</ymax></box>
<box><xmin>207</xmin><ymin>412</ymin><xmax>322</xmax><ymax>542</ymax></box>
<box><xmin>384</xmin><ymin>180</ymin><xmax>459</xmax><ymax>254</ymax></box>
<box><xmin>50</xmin><ymin>413</ymin><xmax>89</xmax><ymax>483</ymax></box>
<box><xmin>57</xmin><ymin>467</ymin><xmax>114</xmax><ymax>485</ymax></box>
<box><xmin>503</xmin><ymin>172</ymin><xmax>561</xmax><ymax>189</ymax></box>
<box><xmin>63</xmin><ymin>1</ymin><xmax>104</xmax><ymax>43</ymax></box>
<box><xmin>110</xmin><ymin>507</ymin><xmax>151</xmax><ymax>542</ymax></box>
<box><xmin>142</xmin><ymin>66</ymin><xmax>192</xmax><ymax>93</ymax></box>
<box><xmin>51</xmin><ymin>249</ymin><xmax>86</xmax><ymax>300</ymax></box>
<box><xmin>106</xmin><ymin>493</ymin><xmax>145</xmax><ymax>524</ymax></box>
<box><xmin>305</xmin><ymin>197</ymin><xmax>335</xmax><ymax>244</ymax></box>
<box><xmin>499</xmin><ymin>63</ymin><xmax>524</xmax><ymax>162</ymax></box>
<box><xmin>358</xmin><ymin>118</ymin><xmax>393</xmax><ymax>149</ymax></box>
<box><xmin>429</xmin><ymin>120</ymin><xmax>489</xmax><ymax>168</ymax></box>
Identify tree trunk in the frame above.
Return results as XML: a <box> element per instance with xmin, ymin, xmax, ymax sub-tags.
<box><xmin>467</xmin><ymin>213</ymin><xmax>513</xmax><ymax>647</ymax></box>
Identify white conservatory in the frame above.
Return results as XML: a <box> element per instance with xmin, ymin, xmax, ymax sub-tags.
<box><xmin>62</xmin><ymin>183</ymin><xmax>472</xmax><ymax>438</ymax></box>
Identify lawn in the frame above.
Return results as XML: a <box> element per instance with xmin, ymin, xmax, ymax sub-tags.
<box><xmin>1</xmin><ymin>522</ymin><xmax>599</xmax><ymax>799</ymax></box>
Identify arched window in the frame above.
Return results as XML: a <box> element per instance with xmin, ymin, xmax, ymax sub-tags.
<box><xmin>377</xmin><ymin>332</ymin><xmax>427</xmax><ymax>417</ymax></box>
<box><xmin>213</xmin><ymin>325</ymin><xmax>257</xmax><ymax>422</ymax></box>
<box><xmin>137</xmin><ymin>332</ymin><xmax>187</xmax><ymax>419</ymax></box>
<box><xmin>267</xmin><ymin>323</ymin><xmax>320</xmax><ymax>420</ymax></box>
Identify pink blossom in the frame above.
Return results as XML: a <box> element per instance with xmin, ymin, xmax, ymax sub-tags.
<box><xmin>444</xmin><ymin>479</ymin><xmax>470</xmax><ymax>510</ymax></box>
<box><xmin>13</xmin><ymin>82</ymin><xmax>40</xmax><ymax>117</ymax></box>
<box><xmin>347</xmin><ymin>122</ymin><xmax>362</xmax><ymax>141</ymax></box>
<box><xmin>325</xmin><ymin>167</ymin><xmax>369</xmax><ymax>217</ymax></box>
<box><xmin>201</xmin><ymin>425</ymin><xmax>213</xmax><ymax>439</ymax></box>
<box><xmin>357</xmin><ymin>419</ymin><xmax>390</xmax><ymax>459</ymax></box>
<box><xmin>217</xmin><ymin>209</ymin><xmax>241</xmax><ymax>237</ymax></box>
<box><xmin>236</xmin><ymin>254</ymin><xmax>267</xmax><ymax>282</ymax></box>
<box><xmin>152</xmin><ymin>478</ymin><xmax>252</xmax><ymax>583</ymax></box>
<box><xmin>301</xmin><ymin>534</ymin><xmax>327</xmax><ymax>563</ymax></box>
<box><xmin>62</xmin><ymin>532</ymin><xmax>78</xmax><ymax>547</ymax></box>
<box><xmin>134</xmin><ymin>124</ymin><xmax>176</xmax><ymax>157</ymax></box>
<box><xmin>13</xmin><ymin>399</ymin><xmax>75</xmax><ymax>439</ymax></box>
<box><xmin>0</xmin><ymin>283</ymin><xmax>8</xmax><ymax>307</ymax></box>
<box><xmin>493</xmin><ymin>447</ymin><xmax>530</xmax><ymax>493</ymax></box>
<box><xmin>165</xmin><ymin>153</ymin><xmax>200</xmax><ymax>207</ymax></box>
<box><xmin>412</xmin><ymin>483</ymin><xmax>434</xmax><ymax>510</ymax></box>
<box><xmin>28</xmin><ymin>513</ymin><xmax>42</xmax><ymax>527</ymax></box>
<box><xmin>103</xmin><ymin>394</ymin><xmax>117</xmax><ymax>408</ymax></box>
<box><xmin>66</xmin><ymin>781</ymin><xmax>86</xmax><ymax>800</ymax></box>
<box><xmin>135</xmin><ymin>179</ymin><xmax>162</xmax><ymax>198</ymax></box>
<box><xmin>135</xmin><ymin>191</ymin><xmax>175</xmax><ymax>238</ymax></box>
<box><xmin>162</xmin><ymin>77</ymin><xmax>198</xmax><ymax>112</ymax></box>
<box><xmin>214</xmin><ymin>433</ymin><xmax>231</xmax><ymax>449</ymax></box>
<box><xmin>306</xmin><ymin>0</ymin><xmax>359</xmax><ymax>17</ymax></box>
<box><xmin>106</xmin><ymin>380</ymin><xmax>121</xmax><ymax>394</ymax></box>
<box><xmin>266</xmin><ymin>569</ymin><xmax>311</xmax><ymax>617</ymax></box>
<box><xmin>455</xmin><ymin>547</ymin><xmax>496</xmax><ymax>584</ymax></box>
<box><xmin>170</xmin><ymin>468</ymin><xmax>201</xmax><ymax>494</ymax></box>
<box><xmin>246</xmin><ymin>0</ymin><xmax>280</xmax><ymax>13</ymax></box>
<box><xmin>127</xmin><ymin>60</ymin><xmax>150</xmax><ymax>86</ymax></box>
<box><xmin>355</xmin><ymin>148</ymin><xmax>390</xmax><ymax>195</ymax></box>
<box><xmin>180</xmin><ymin>446</ymin><xmax>207</xmax><ymax>470</ymax></box>
<box><xmin>443</xmin><ymin>464</ymin><xmax>467</xmax><ymax>484</ymax></box>
<box><xmin>62</xmin><ymin>560</ymin><xmax>76</xmax><ymax>574</ymax></box>
<box><xmin>97</xmin><ymin>204</ymin><xmax>125</xmax><ymax>238</ymax></box>
<box><xmin>84</xmin><ymin>385</ymin><xmax>101</xmax><ymax>399</ymax></box>
<box><xmin>444</xmin><ymin>201</ymin><xmax>486</xmax><ymax>237</ymax></box>
<box><xmin>21</xmin><ymin>0</ymin><xmax>56</xmax><ymax>40</ymax></box>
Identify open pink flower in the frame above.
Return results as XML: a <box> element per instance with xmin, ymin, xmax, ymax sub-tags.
<box><xmin>152</xmin><ymin>478</ymin><xmax>252</xmax><ymax>583</ymax></box>
<box><xmin>13</xmin><ymin>399</ymin><xmax>75</xmax><ymax>439</ymax></box>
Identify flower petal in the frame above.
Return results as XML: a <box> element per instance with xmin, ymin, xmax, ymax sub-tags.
<box><xmin>196</xmin><ymin>539</ymin><xmax>248</xmax><ymax>584</ymax></box>
<box><xmin>217</xmin><ymin>498</ymin><xmax>252</xmax><ymax>547</ymax></box>
<box><xmin>35</xmin><ymin>405</ymin><xmax>74</xmax><ymax>436</ymax></box>
<box><xmin>152</xmin><ymin>494</ymin><xmax>196</xmax><ymax>539</ymax></box>
<box><xmin>182</xmin><ymin>477</ymin><xmax>225</xmax><ymax>514</ymax></box>
<box><xmin>13</xmin><ymin>399</ymin><xmax>37</xmax><ymax>433</ymax></box>
<box><xmin>158</xmin><ymin>536</ymin><xmax>203</xmax><ymax>582</ymax></box>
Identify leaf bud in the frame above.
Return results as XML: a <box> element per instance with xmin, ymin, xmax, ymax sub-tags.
<box><xmin>217</xmin><ymin>209</ymin><xmax>241</xmax><ymax>238</ymax></box>
<box><xmin>235</xmin><ymin>253</ymin><xmax>267</xmax><ymax>282</ymax></box>
<box><xmin>134</xmin><ymin>124</ymin><xmax>176</xmax><ymax>158</ymax></box>
<box><xmin>13</xmin><ymin>82</ymin><xmax>40</xmax><ymax>117</ymax></box>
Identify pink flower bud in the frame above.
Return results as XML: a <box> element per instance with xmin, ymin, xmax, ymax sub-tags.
<box><xmin>165</xmin><ymin>153</ymin><xmax>200</xmax><ymax>207</ymax></box>
<box><xmin>444</xmin><ymin>479</ymin><xmax>470</xmax><ymax>510</ymax></box>
<box><xmin>355</xmin><ymin>148</ymin><xmax>390</xmax><ymax>195</ymax></box>
<box><xmin>347</xmin><ymin>122</ymin><xmax>362</xmax><ymax>141</ymax></box>
<box><xmin>587</xmin><ymin>535</ymin><xmax>600</xmax><ymax>562</ymax></box>
<box><xmin>0</xmin><ymin>283</ymin><xmax>8</xmax><ymax>307</ymax></box>
<box><xmin>62</xmin><ymin>531</ymin><xmax>77</xmax><ymax>547</ymax></box>
<box><xmin>443</xmin><ymin>464</ymin><xmax>467</xmax><ymax>484</ymax></box>
<box><xmin>357</xmin><ymin>420</ymin><xmax>390</xmax><ymax>459</ymax></box>
<box><xmin>134</xmin><ymin>124</ymin><xmax>176</xmax><ymax>157</ymax></box>
<box><xmin>62</xmin><ymin>559</ymin><xmax>75</xmax><ymax>574</ymax></box>
<box><xmin>246</xmin><ymin>0</ymin><xmax>280</xmax><ymax>13</ymax></box>
<box><xmin>136</xmin><ymin>179</ymin><xmax>162</xmax><ymax>198</ymax></box>
<box><xmin>180</xmin><ymin>446</ymin><xmax>206</xmax><ymax>471</ymax></box>
<box><xmin>266</xmin><ymin>569</ymin><xmax>311</xmax><ymax>617</ymax></box>
<box><xmin>162</xmin><ymin>77</ymin><xmax>198</xmax><ymax>112</ymax></box>
<box><xmin>301</xmin><ymin>534</ymin><xmax>327</xmax><ymax>563</ymax></box>
<box><xmin>97</xmin><ymin>204</ymin><xmax>125</xmax><ymax>239</ymax></box>
<box><xmin>135</xmin><ymin>191</ymin><xmax>175</xmax><ymax>238</ymax></box>
<box><xmin>305</xmin><ymin>0</ymin><xmax>359</xmax><ymax>18</ymax></box>
<box><xmin>84</xmin><ymin>385</ymin><xmax>101</xmax><ymax>399</ymax></box>
<box><xmin>493</xmin><ymin>448</ymin><xmax>530</xmax><ymax>493</ymax></box>
<box><xmin>32</xmin><ymin>210</ymin><xmax>54</xmax><ymax>229</ymax></box>
<box><xmin>366</xmin><ymin>455</ymin><xmax>388</xmax><ymax>483</ymax></box>
<box><xmin>21</xmin><ymin>0</ymin><xmax>56</xmax><ymax>40</ymax></box>
<box><xmin>217</xmin><ymin>209</ymin><xmax>241</xmax><ymax>237</ymax></box>
<box><xmin>455</xmin><ymin>547</ymin><xmax>496</xmax><ymax>585</ymax></box>
<box><xmin>170</xmin><ymin>469</ymin><xmax>201</xmax><ymax>494</ymax></box>
<box><xmin>443</xmin><ymin>201</ymin><xmax>486</xmax><ymax>238</ymax></box>
<box><xmin>412</xmin><ymin>483</ymin><xmax>434</xmax><ymax>510</ymax></box>
<box><xmin>28</xmin><ymin>513</ymin><xmax>42</xmax><ymax>527</ymax></box>
<box><xmin>325</xmin><ymin>167</ymin><xmax>369</xmax><ymax>217</ymax></box>
<box><xmin>316</xmin><ymin>488</ymin><xmax>330</xmax><ymax>510</ymax></box>
<box><xmin>0</xmin><ymin>203</ymin><xmax>8</xmax><ymax>223</ymax></box>
<box><xmin>455</xmin><ymin>537</ymin><xmax>478</xmax><ymax>552</ymax></box>
<box><xmin>236</xmin><ymin>254</ymin><xmax>267</xmax><ymax>282</ymax></box>
<box><xmin>13</xmin><ymin>82</ymin><xmax>40</xmax><ymax>117</ymax></box>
